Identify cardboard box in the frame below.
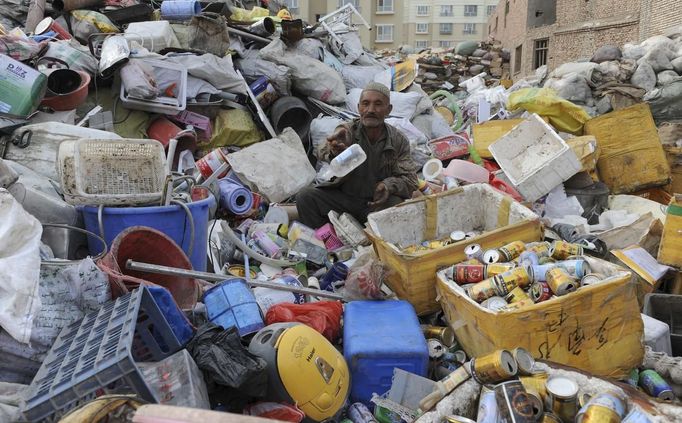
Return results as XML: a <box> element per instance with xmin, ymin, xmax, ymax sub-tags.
<box><xmin>611</xmin><ymin>245</ymin><xmax>671</xmax><ymax>307</ymax></box>
<box><xmin>437</xmin><ymin>256</ymin><xmax>643</xmax><ymax>378</ymax></box>
<box><xmin>585</xmin><ymin>103</ymin><xmax>671</xmax><ymax>194</ymax></box>
<box><xmin>0</xmin><ymin>54</ymin><xmax>46</xmax><ymax>116</ymax></box>
<box><xmin>365</xmin><ymin>184</ymin><xmax>542</xmax><ymax>315</ymax></box>
<box><xmin>472</xmin><ymin>117</ymin><xmax>551</xmax><ymax>159</ymax></box>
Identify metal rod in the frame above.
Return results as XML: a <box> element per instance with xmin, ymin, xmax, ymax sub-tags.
<box><xmin>226</xmin><ymin>26</ymin><xmax>271</xmax><ymax>44</ymax></box>
<box><xmin>126</xmin><ymin>259</ymin><xmax>345</xmax><ymax>301</ymax></box>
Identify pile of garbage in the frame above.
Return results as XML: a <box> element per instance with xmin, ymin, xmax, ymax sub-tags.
<box><xmin>1</xmin><ymin>0</ymin><xmax>682</xmax><ymax>422</ymax></box>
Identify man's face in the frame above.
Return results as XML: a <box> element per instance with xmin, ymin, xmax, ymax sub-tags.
<box><xmin>358</xmin><ymin>91</ymin><xmax>392</xmax><ymax>128</ymax></box>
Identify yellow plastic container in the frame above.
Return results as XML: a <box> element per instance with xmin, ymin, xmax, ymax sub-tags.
<box><xmin>658</xmin><ymin>196</ymin><xmax>682</xmax><ymax>268</ymax></box>
<box><xmin>585</xmin><ymin>103</ymin><xmax>671</xmax><ymax>194</ymax></box>
<box><xmin>436</xmin><ymin>257</ymin><xmax>643</xmax><ymax>379</ymax></box>
<box><xmin>365</xmin><ymin>184</ymin><xmax>542</xmax><ymax>315</ymax></box>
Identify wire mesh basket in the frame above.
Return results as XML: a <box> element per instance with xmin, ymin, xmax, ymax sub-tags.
<box><xmin>59</xmin><ymin>139</ymin><xmax>166</xmax><ymax>206</ymax></box>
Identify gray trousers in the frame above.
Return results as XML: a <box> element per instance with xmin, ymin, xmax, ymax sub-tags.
<box><xmin>295</xmin><ymin>186</ymin><xmax>403</xmax><ymax>229</ymax></box>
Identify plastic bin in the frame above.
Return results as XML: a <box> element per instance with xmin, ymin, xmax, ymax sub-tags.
<box><xmin>489</xmin><ymin>113</ymin><xmax>581</xmax><ymax>202</ymax></box>
<box><xmin>343</xmin><ymin>300</ymin><xmax>428</xmax><ymax>404</ymax></box>
<box><xmin>58</xmin><ymin>138</ymin><xmax>166</xmax><ymax>206</ymax></box>
<box><xmin>119</xmin><ymin>59</ymin><xmax>187</xmax><ymax>114</ymax></box>
<box><xmin>81</xmin><ymin>195</ymin><xmax>214</xmax><ymax>272</ymax></box>
<box><xmin>365</xmin><ymin>184</ymin><xmax>542</xmax><ymax>315</ymax></box>
<box><xmin>203</xmin><ymin>279</ymin><xmax>264</xmax><ymax>337</ymax></box>
<box><xmin>124</xmin><ymin>21</ymin><xmax>179</xmax><ymax>53</ymax></box>
<box><xmin>643</xmin><ymin>294</ymin><xmax>682</xmax><ymax>357</ymax></box>
<box><xmin>22</xmin><ymin>287</ymin><xmax>184</xmax><ymax>422</ymax></box>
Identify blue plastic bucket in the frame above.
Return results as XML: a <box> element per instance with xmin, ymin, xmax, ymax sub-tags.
<box><xmin>203</xmin><ymin>279</ymin><xmax>264</xmax><ymax>337</ymax></box>
<box><xmin>160</xmin><ymin>0</ymin><xmax>201</xmax><ymax>21</ymax></box>
<box><xmin>80</xmin><ymin>196</ymin><xmax>214</xmax><ymax>271</ymax></box>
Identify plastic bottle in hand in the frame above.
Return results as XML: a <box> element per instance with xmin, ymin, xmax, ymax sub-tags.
<box><xmin>319</xmin><ymin>144</ymin><xmax>367</xmax><ymax>180</ymax></box>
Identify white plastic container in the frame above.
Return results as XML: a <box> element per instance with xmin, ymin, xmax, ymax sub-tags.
<box><xmin>319</xmin><ymin>144</ymin><xmax>367</xmax><ymax>180</ymax></box>
<box><xmin>123</xmin><ymin>21</ymin><xmax>180</xmax><ymax>53</ymax></box>
<box><xmin>58</xmin><ymin>139</ymin><xmax>167</xmax><ymax>206</ymax></box>
<box><xmin>489</xmin><ymin>113</ymin><xmax>581</xmax><ymax>202</ymax></box>
<box><xmin>119</xmin><ymin>59</ymin><xmax>187</xmax><ymax>114</ymax></box>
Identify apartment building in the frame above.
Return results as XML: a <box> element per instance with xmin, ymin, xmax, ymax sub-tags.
<box><xmin>405</xmin><ymin>1</ymin><xmax>499</xmax><ymax>50</ymax></box>
<box><xmin>488</xmin><ymin>0</ymin><xmax>682</xmax><ymax>77</ymax></box>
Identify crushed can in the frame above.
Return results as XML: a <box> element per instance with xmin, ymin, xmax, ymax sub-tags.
<box><xmin>505</xmin><ymin>286</ymin><xmax>532</xmax><ymax>304</ymax></box>
<box><xmin>530</xmin><ymin>281</ymin><xmax>553</xmax><ymax>303</ymax></box>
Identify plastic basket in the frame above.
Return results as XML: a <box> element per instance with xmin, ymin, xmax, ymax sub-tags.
<box><xmin>315</xmin><ymin>223</ymin><xmax>345</xmax><ymax>251</ymax></box>
<box><xmin>58</xmin><ymin>138</ymin><xmax>166</xmax><ymax>206</ymax></box>
<box><xmin>119</xmin><ymin>59</ymin><xmax>187</xmax><ymax>114</ymax></box>
<box><xmin>643</xmin><ymin>293</ymin><xmax>682</xmax><ymax>357</ymax></box>
<box><xmin>22</xmin><ymin>287</ymin><xmax>183</xmax><ymax>422</ymax></box>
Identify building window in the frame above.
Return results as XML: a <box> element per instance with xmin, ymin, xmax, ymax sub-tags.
<box><xmin>284</xmin><ymin>0</ymin><xmax>298</xmax><ymax>15</ymax></box>
<box><xmin>377</xmin><ymin>0</ymin><xmax>393</xmax><ymax>13</ymax></box>
<box><xmin>376</xmin><ymin>24</ymin><xmax>394</xmax><ymax>42</ymax></box>
<box><xmin>417</xmin><ymin>5</ymin><xmax>429</xmax><ymax>16</ymax></box>
<box><xmin>464</xmin><ymin>5</ymin><xmax>478</xmax><ymax>17</ymax></box>
<box><xmin>495</xmin><ymin>16</ymin><xmax>498</xmax><ymax>31</ymax></box>
<box><xmin>533</xmin><ymin>38</ymin><xmax>549</xmax><ymax>69</ymax></box>
<box><xmin>440</xmin><ymin>23</ymin><xmax>453</xmax><ymax>35</ymax></box>
<box><xmin>487</xmin><ymin>5</ymin><xmax>496</xmax><ymax>16</ymax></box>
<box><xmin>416</xmin><ymin>23</ymin><xmax>429</xmax><ymax>34</ymax></box>
<box><xmin>338</xmin><ymin>0</ymin><xmax>360</xmax><ymax>11</ymax></box>
<box><xmin>439</xmin><ymin>40</ymin><xmax>452</xmax><ymax>48</ymax></box>
<box><xmin>504</xmin><ymin>0</ymin><xmax>509</xmax><ymax>27</ymax></box>
<box><xmin>514</xmin><ymin>44</ymin><xmax>523</xmax><ymax>73</ymax></box>
<box><xmin>463</xmin><ymin>23</ymin><xmax>476</xmax><ymax>34</ymax></box>
<box><xmin>415</xmin><ymin>40</ymin><xmax>429</xmax><ymax>49</ymax></box>
<box><xmin>440</xmin><ymin>5</ymin><xmax>454</xmax><ymax>16</ymax></box>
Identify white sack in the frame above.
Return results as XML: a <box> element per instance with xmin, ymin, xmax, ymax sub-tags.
<box><xmin>346</xmin><ymin>88</ymin><xmax>423</xmax><ymax>119</ymax></box>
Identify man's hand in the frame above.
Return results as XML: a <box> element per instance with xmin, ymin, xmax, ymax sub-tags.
<box><xmin>327</xmin><ymin>127</ymin><xmax>350</xmax><ymax>156</ymax></box>
<box><xmin>368</xmin><ymin>182</ymin><xmax>389</xmax><ymax>210</ymax></box>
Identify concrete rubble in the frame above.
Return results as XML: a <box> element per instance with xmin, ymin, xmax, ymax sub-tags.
<box><xmin>0</xmin><ymin>0</ymin><xmax>681</xmax><ymax>422</ymax></box>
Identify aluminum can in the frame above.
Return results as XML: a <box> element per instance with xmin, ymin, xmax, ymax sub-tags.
<box><xmin>483</xmin><ymin>249</ymin><xmax>501</xmax><ymax>264</ymax></box>
<box><xmin>581</xmin><ymin>273</ymin><xmax>604</xmax><ymax>287</ymax></box>
<box><xmin>468</xmin><ymin>278</ymin><xmax>498</xmax><ymax>302</ymax></box>
<box><xmin>496</xmin><ymin>267</ymin><xmax>532</xmax><ymax>291</ymax></box>
<box><xmin>465</xmin><ymin>243</ymin><xmax>484</xmax><ymax>262</ymax></box>
<box><xmin>421</xmin><ymin>325</ymin><xmax>455</xmax><ymax>347</ymax></box>
<box><xmin>530</xmin><ymin>281</ymin><xmax>553</xmax><ymax>303</ymax></box>
<box><xmin>639</xmin><ymin>369</ymin><xmax>675</xmax><ymax>401</ymax></box>
<box><xmin>444</xmin><ymin>416</ymin><xmax>476</xmax><ymax>423</ymax></box>
<box><xmin>476</xmin><ymin>386</ymin><xmax>499</xmax><ymax>423</ymax></box>
<box><xmin>556</xmin><ymin>259</ymin><xmax>589</xmax><ymax>278</ymax></box>
<box><xmin>622</xmin><ymin>405</ymin><xmax>654</xmax><ymax>423</ymax></box>
<box><xmin>626</xmin><ymin>368</ymin><xmax>639</xmax><ymax>387</ymax></box>
<box><xmin>541</xmin><ymin>413</ymin><xmax>562</xmax><ymax>423</ymax></box>
<box><xmin>498</xmin><ymin>241</ymin><xmax>526</xmax><ymax>261</ymax></box>
<box><xmin>454</xmin><ymin>263</ymin><xmax>486</xmax><ymax>284</ymax></box>
<box><xmin>442</xmin><ymin>350</ymin><xmax>467</xmax><ymax>365</ymax></box>
<box><xmin>348</xmin><ymin>402</ymin><xmax>377</xmax><ymax>423</ymax></box>
<box><xmin>494</xmin><ymin>380</ymin><xmax>536</xmax><ymax>423</ymax></box>
<box><xmin>546</xmin><ymin>268</ymin><xmax>578</xmax><ymax>296</ymax></box>
<box><xmin>525</xmin><ymin>388</ymin><xmax>545</xmax><ymax>420</ymax></box>
<box><xmin>576</xmin><ymin>404</ymin><xmax>621</xmax><ymax>423</ymax></box>
<box><xmin>471</xmin><ymin>349</ymin><xmax>518</xmax><ymax>384</ymax></box>
<box><xmin>526</xmin><ymin>241</ymin><xmax>551</xmax><ymax>257</ymax></box>
<box><xmin>519</xmin><ymin>372</ymin><xmax>549</xmax><ymax>402</ymax></box>
<box><xmin>505</xmin><ymin>286</ymin><xmax>532</xmax><ymax>304</ymax></box>
<box><xmin>481</xmin><ymin>296</ymin><xmax>508</xmax><ymax>312</ymax></box>
<box><xmin>550</xmin><ymin>240</ymin><xmax>584</xmax><ymax>260</ymax></box>
<box><xmin>427</xmin><ymin>338</ymin><xmax>446</xmax><ymax>358</ymax></box>
<box><xmin>512</xmin><ymin>347</ymin><xmax>535</xmax><ymax>376</ymax></box>
<box><xmin>546</xmin><ymin>376</ymin><xmax>579</xmax><ymax>423</ymax></box>
<box><xmin>450</xmin><ymin>230</ymin><xmax>466</xmax><ymax>241</ymax></box>
<box><xmin>501</xmin><ymin>298</ymin><xmax>535</xmax><ymax>311</ymax></box>
<box><xmin>517</xmin><ymin>251</ymin><xmax>540</xmax><ymax>267</ymax></box>
<box><xmin>486</xmin><ymin>262</ymin><xmax>516</xmax><ymax>277</ymax></box>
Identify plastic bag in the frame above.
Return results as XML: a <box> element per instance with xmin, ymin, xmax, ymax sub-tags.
<box><xmin>345</xmin><ymin>252</ymin><xmax>388</xmax><ymax>300</ymax></box>
<box><xmin>208</xmin><ymin>109</ymin><xmax>263</xmax><ymax>149</ymax></box>
<box><xmin>0</xmin><ymin>35</ymin><xmax>46</xmax><ymax>61</ymax></box>
<box><xmin>42</xmin><ymin>39</ymin><xmax>99</xmax><ymax>75</ymax></box>
<box><xmin>188</xmin><ymin>13</ymin><xmax>231</xmax><ymax>57</ymax></box>
<box><xmin>265</xmin><ymin>301</ymin><xmax>343</xmax><ymax>342</ymax></box>
<box><xmin>236</xmin><ymin>54</ymin><xmax>292</xmax><ymax>96</ymax></box>
<box><xmin>57</xmin><ymin>10</ymin><xmax>117</xmax><ymax>43</ymax></box>
<box><xmin>341</xmin><ymin>65</ymin><xmax>385</xmax><ymax>90</ymax></box>
<box><xmin>244</xmin><ymin>402</ymin><xmax>304</xmax><ymax>422</ymax></box>
<box><xmin>346</xmin><ymin>88</ymin><xmax>422</xmax><ymax>119</ymax></box>
<box><xmin>507</xmin><ymin>88</ymin><xmax>591</xmax><ymax>135</ymax></box>
<box><xmin>260</xmin><ymin>38</ymin><xmax>345</xmax><ymax>104</ymax></box>
<box><xmin>310</xmin><ymin>115</ymin><xmax>344</xmax><ymax>157</ymax></box>
<box><xmin>120</xmin><ymin>59</ymin><xmax>158</xmax><ymax>99</ymax></box>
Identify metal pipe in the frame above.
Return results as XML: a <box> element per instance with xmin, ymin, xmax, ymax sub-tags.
<box><xmin>226</xmin><ymin>26</ymin><xmax>271</xmax><ymax>44</ymax></box>
<box><xmin>126</xmin><ymin>259</ymin><xmax>345</xmax><ymax>301</ymax></box>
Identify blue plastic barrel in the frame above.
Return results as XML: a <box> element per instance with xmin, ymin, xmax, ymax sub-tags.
<box><xmin>203</xmin><ymin>279</ymin><xmax>264</xmax><ymax>337</ymax></box>
<box><xmin>160</xmin><ymin>0</ymin><xmax>201</xmax><ymax>21</ymax></box>
<box><xmin>80</xmin><ymin>196</ymin><xmax>214</xmax><ymax>271</ymax></box>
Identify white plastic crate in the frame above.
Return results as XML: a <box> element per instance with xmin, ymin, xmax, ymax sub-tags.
<box><xmin>119</xmin><ymin>59</ymin><xmax>187</xmax><ymax>114</ymax></box>
<box><xmin>58</xmin><ymin>139</ymin><xmax>166</xmax><ymax>206</ymax></box>
<box><xmin>488</xmin><ymin>113</ymin><xmax>581</xmax><ymax>202</ymax></box>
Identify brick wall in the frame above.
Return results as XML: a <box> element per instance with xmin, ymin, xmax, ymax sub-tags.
<box><xmin>640</xmin><ymin>0</ymin><xmax>682</xmax><ymax>39</ymax></box>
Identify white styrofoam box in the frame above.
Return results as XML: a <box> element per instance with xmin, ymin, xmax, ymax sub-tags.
<box><xmin>488</xmin><ymin>113</ymin><xmax>581</xmax><ymax>202</ymax></box>
<box><xmin>642</xmin><ymin>313</ymin><xmax>673</xmax><ymax>356</ymax></box>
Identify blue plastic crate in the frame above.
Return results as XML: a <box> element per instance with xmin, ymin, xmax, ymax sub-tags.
<box><xmin>204</xmin><ymin>279</ymin><xmax>264</xmax><ymax>337</ymax></box>
<box><xmin>343</xmin><ymin>300</ymin><xmax>429</xmax><ymax>404</ymax></box>
<box><xmin>23</xmin><ymin>286</ymin><xmax>184</xmax><ymax>422</ymax></box>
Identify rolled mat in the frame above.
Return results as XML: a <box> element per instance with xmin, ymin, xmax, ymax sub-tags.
<box><xmin>218</xmin><ymin>179</ymin><xmax>253</xmax><ymax>215</ymax></box>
